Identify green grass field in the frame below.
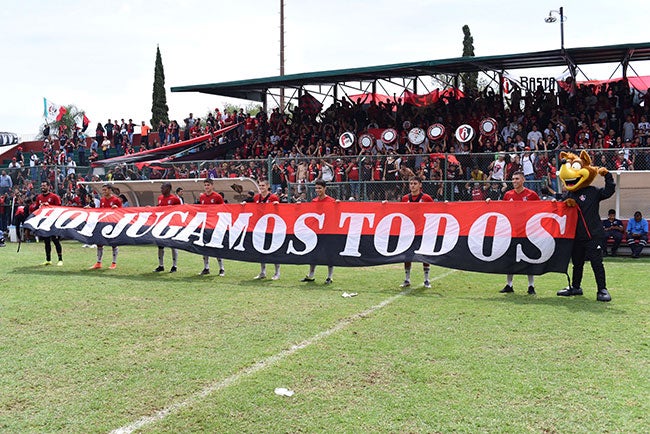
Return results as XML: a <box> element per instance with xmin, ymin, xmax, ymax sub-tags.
<box><xmin>1</xmin><ymin>241</ymin><xmax>648</xmax><ymax>433</ymax></box>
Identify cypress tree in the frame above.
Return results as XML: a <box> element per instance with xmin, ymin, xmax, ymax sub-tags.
<box><xmin>461</xmin><ymin>25</ymin><xmax>478</xmax><ymax>94</ymax></box>
<box><xmin>151</xmin><ymin>45</ymin><xmax>169</xmax><ymax>128</ymax></box>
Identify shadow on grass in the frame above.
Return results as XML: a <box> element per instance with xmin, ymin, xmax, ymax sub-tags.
<box><xmin>472</xmin><ymin>292</ymin><xmax>626</xmax><ymax>314</ymax></box>
<box><xmin>9</xmin><ymin>265</ymin><xmax>199</xmax><ymax>283</ymax></box>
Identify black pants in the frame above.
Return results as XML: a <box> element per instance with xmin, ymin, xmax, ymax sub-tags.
<box><xmin>601</xmin><ymin>231</ymin><xmax>623</xmax><ymax>254</ymax></box>
<box><xmin>571</xmin><ymin>238</ymin><xmax>606</xmax><ymax>290</ymax></box>
<box><xmin>43</xmin><ymin>236</ymin><xmax>62</xmax><ymax>261</ymax></box>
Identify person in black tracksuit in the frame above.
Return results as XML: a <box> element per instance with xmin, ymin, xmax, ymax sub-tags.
<box><xmin>556</xmin><ymin>171</ymin><xmax>615</xmax><ymax>301</ymax></box>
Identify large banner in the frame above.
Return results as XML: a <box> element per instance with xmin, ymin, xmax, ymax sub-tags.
<box><xmin>24</xmin><ymin>201</ymin><xmax>577</xmax><ymax>275</ymax></box>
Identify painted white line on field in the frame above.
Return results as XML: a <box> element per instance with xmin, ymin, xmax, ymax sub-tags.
<box><xmin>110</xmin><ymin>270</ymin><xmax>456</xmax><ymax>434</ymax></box>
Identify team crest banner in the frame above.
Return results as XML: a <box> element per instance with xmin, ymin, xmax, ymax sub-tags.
<box><xmin>24</xmin><ymin>201</ymin><xmax>577</xmax><ymax>275</ymax></box>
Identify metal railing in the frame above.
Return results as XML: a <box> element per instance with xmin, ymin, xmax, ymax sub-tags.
<box><xmin>2</xmin><ymin>148</ymin><xmax>649</xmax><ymax>231</ymax></box>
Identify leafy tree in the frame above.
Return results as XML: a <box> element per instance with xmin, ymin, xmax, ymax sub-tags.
<box><xmin>150</xmin><ymin>45</ymin><xmax>169</xmax><ymax>128</ymax></box>
<box><xmin>38</xmin><ymin>105</ymin><xmax>87</xmax><ymax>140</ymax></box>
<box><xmin>460</xmin><ymin>25</ymin><xmax>478</xmax><ymax>95</ymax></box>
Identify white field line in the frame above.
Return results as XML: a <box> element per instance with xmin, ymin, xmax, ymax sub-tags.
<box><xmin>110</xmin><ymin>270</ymin><xmax>456</xmax><ymax>434</ymax></box>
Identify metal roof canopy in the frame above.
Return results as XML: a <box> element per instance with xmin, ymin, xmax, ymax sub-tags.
<box><xmin>171</xmin><ymin>42</ymin><xmax>650</xmax><ymax>103</ymax></box>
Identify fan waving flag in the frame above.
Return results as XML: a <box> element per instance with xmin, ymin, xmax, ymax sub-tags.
<box><xmin>77</xmin><ymin>113</ymin><xmax>91</xmax><ymax>132</ymax></box>
<box><xmin>43</xmin><ymin>98</ymin><xmax>67</xmax><ymax>123</ymax></box>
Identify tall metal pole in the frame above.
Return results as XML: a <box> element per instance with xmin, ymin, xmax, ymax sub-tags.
<box><xmin>280</xmin><ymin>0</ymin><xmax>285</xmax><ymax>111</ymax></box>
<box><xmin>560</xmin><ymin>6</ymin><xmax>564</xmax><ymax>51</ymax></box>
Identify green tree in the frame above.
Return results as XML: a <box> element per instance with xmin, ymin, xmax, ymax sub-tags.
<box><xmin>460</xmin><ymin>25</ymin><xmax>478</xmax><ymax>95</ymax></box>
<box><xmin>39</xmin><ymin>104</ymin><xmax>86</xmax><ymax>140</ymax></box>
<box><xmin>150</xmin><ymin>45</ymin><xmax>169</xmax><ymax>128</ymax></box>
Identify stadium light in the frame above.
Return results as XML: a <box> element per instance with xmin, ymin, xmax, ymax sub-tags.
<box><xmin>545</xmin><ymin>7</ymin><xmax>566</xmax><ymax>51</ymax></box>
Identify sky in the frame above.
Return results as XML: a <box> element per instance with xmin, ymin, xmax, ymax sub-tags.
<box><xmin>2</xmin><ymin>0</ymin><xmax>649</xmax><ymax>138</ymax></box>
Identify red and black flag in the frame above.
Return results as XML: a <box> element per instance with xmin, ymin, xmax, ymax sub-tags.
<box><xmin>24</xmin><ymin>201</ymin><xmax>577</xmax><ymax>275</ymax></box>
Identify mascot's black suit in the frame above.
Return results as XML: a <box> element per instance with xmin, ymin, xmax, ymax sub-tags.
<box><xmin>556</xmin><ymin>150</ymin><xmax>615</xmax><ymax>302</ymax></box>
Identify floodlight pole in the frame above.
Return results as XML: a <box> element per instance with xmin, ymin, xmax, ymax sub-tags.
<box><xmin>280</xmin><ymin>0</ymin><xmax>285</xmax><ymax>111</ymax></box>
<box><xmin>559</xmin><ymin>6</ymin><xmax>564</xmax><ymax>52</ymax></box>
<box><xmin>546</xmin><ymin>7</ymin><xmax>565</xmax><ymax>52</ymax></box>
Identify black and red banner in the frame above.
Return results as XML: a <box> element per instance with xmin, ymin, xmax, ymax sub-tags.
<box><xmin>24</xmin><ymin>201</ymin><xmax>577</xmax><ymax>275</ymax></box>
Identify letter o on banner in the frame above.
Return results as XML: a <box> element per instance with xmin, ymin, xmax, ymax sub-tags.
<box><xmin>374</xmin><ymin>213</ymin><xmax>415</xmax><ymax>256</ymax></box>
<box><xmin>54</xmin><ymin>210</ymin><xmax>90</xmax><ymax>230</ymax></box>
<box><xmin>252</xmin><ymin>214</ymin><xmax>287</xmax><ymax>254</ymax></box>
<box><xmin>467</xmin><ymin>212</ymin><xmax>511</xmax><ymax>261</ymax></box>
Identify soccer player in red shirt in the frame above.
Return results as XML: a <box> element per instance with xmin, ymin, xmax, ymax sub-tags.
<box><xmin>499</xmin><ymin>170</ymin><xmax>540</xmax><ymax>295</ymax></box>
<box><xmin>90</xmin><ymin>184</ymin><xmax>122</xmax><ymax>269</ymax></box>
<box><xmin>154</xmin><ymin>183</ymin><xmax>182</xmax><ymax>273</ymax></box>
<box><xmin>251</xmin><ymin>180</ymin><xmax>281</xmax><ymax>280</ymax></box>
<box><xmin>400</xmin><ymin>177</ymin><xmax>434</xmax><ymax>289</ymax></box>
<box><xmin>35</xmin><ymin>181</ymin><xmax>64</xmax><ymax>266</ymax></box>
<box><xmin>198</xmin><ymin>178</ymin><xmax>225</xmax><ymax>276</ymax></box>
<box><xmin>301</xmin><ymin>179</ymin><xmax>336</xmax><ymax>284</ymax></box>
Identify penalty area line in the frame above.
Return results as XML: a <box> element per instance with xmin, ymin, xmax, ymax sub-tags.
<box><xmin>110</xmin><ymin>269</ymin><xmax>457</xmax><ymax>434</ymax></box>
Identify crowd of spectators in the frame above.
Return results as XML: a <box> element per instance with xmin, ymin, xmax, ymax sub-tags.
<box><xmin>2</xmin><ymin>78</ymin><xmax>650</xmax><ymax>234</ymax></box>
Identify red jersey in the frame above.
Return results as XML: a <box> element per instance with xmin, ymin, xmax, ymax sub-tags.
<box><xmin>285</xmin><ymin>165</ymin><xmax>296</xmax><ymax>183</ymax></box>
<box><xmin>158</xmin><ymin>194</ymin><xmax>182</xmax><ymax>206</ymax></box>
<box><xmin>334</xmin><ymin>164</ymin><xmax>346</xmax><ymax>182</ymax></box>
<box><xmin>401</xmin><ymin>192</ymin><xmax>433</xmax><ymax>202</ymax></box>
<box><xmin>373</xmin><ymin>163</ymin><xmax>383</xmax><ymax>181</ymax></box>
<box><xmin>308</xmin><ymin>164</ymin><xmax>318</xmax><ymax>182</ymax></box>
<box><xmin>254</xmin><ymin>193</ymin><xmax>279</xmax><ymax>203</ymax></box>
<box><xmin>100</xmin><ymin>194</ymin><xmax>122</xmax><ymax>208</ymax></box>
<box><xmin>471</xmin><ymin>186</ymin><xmax>486</xmax><ymax>201</ymax></box>
<box><xmin>35</xmin><ymin>192</ymin><xmax>62</xmax><ymax>208</ymax></box>
<box><xmin>313</xmin><ymin>195</ymin><xmax>335</xmax><ymax>203</ymax></box>
<box><xmin>68</xmin><ymin>196</ymin><xmax>82</xmax><ymax>207</ymax></box>
<box><xmin>503</xmin><ymin>188</ymin><xmax>539</xmax><ymax>202</ymax></box>
<box><xmin>347</xmin><ymin>163</ymin><xmax>359</xmax><ymax>181</ymax></box>
<box><xmin>199</xmin><ymin>192</ymin><xmax>224</xmax><ymax>205</ymax></box>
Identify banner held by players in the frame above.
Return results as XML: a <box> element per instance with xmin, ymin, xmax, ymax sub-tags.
<box><xmin>24</xmin><ymin>201</ymin><xmax>577</xmax><ymax>275</ymax></box>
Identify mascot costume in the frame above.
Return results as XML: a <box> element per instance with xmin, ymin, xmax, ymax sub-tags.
<box><xmin>556</xmin><ymin>150</ymin><xmax>615</xmax><ymax>302</ymax></box>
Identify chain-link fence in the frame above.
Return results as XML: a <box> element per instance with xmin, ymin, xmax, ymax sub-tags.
<box><xmin>2</xmin><ymin>149</ymin><xmax>649</xmax><ymax>233</ymax></box>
